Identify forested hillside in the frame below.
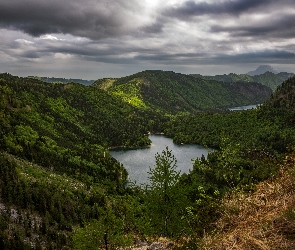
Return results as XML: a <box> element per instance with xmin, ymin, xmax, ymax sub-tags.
<box><xmin>192</xmin><ymin>71</ymin><xmax>294</xmax><ymax>91</ymax></box>
<box><xmin>194</xmin><ymin>77</ymin><xmax>295</xmax><ymax>249</ymax></box>
<box><xmin>265</xmin><ymin>76</ymin><xmax>295</xmax><ymax>111</ymax></box>
<box><xmin>164</xmin><ymin>78</ymin><xmax>295</xmax><ymax>194</ymax></box>
<box><xmin>94</xmin><ymin>70</ymin><xmax>272</xmax><ymax>113</ymax></box>
<box><xmin>0</xmin><ymin>73</ymin><xmax>165</xmax><ymax>249</ymax></box>
<box><xmin>1</xmin><ymin>72</ymin><xmax>295</xmax><ymax>249</ymax></box>
<box><xmin>0</xmin><ymin>73</ymin><xmax>167</xmax><ymax>149</ymax></box>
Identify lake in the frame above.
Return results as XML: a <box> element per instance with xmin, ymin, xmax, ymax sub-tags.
<box><xmin>228</xmin><ymin>104</ymin><xmax>259</xmax><ymax>111</ymax></box>
<box><xmin>110</xmin><ymin>134</ymin><xmax>211</xmax><ymax>185</ymax></box>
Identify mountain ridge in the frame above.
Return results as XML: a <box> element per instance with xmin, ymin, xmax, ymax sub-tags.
<box><xmin>192</xmin><ymin>71</ymin><xmax>294</xmax><ymax>91</ymax></box>
<box><xmin>247</xmin><ymin>65</ymin><xmax>278</xmax><ymax>76</ymax></box>
<box><xmin>94</xmin><ymin>70</ymin><xmax>272</xmax><ymax>114</ymax></box>
<box><xmin>28</xmin><ymin>76</ymin><xmax>95</xmax><ymax>85</ymax></box>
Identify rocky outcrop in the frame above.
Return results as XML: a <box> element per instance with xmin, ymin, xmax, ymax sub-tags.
<box><xmin>119</xmin><ymin>238</ymin><xmax>174</xmax><ymax>250</ymax></box>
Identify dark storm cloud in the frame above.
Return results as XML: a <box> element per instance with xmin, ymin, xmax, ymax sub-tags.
<box><xmin>1</xmin><ymin>0</ymin><xmax>294</xmax><ymax>78</ymax></box>
<box><xmin>164</xmin><ymin>0</ymin><xmax>295</xmax><ymax>19</ymax></box>
<box><xmin>20</xmin><ymin>51</ymin><xmax>43</xmax><ymax>59</ymax></box>
<box><xmin>130</xmin><ymin>50</ymin><xmax>295</xmax><ymax>66</ymax></box>
<box><xmin>0</xmin><ymin>0</ymin><xmax>142</xmax><ymax>40</ymax></box>
<box><xmin>211</xmin><ymin>14</ymin><xmax>295</xmax><ymax>39</ymax></box>
<box><xmin>44</xmin><ymin>42</ymin><xmax>115</xmax><ymax>57</ymax></box>
<box><xmin>134</xmin><ymin>52</ymin><xmax>208</xmax><ymax>64</ymax></box>
<box><xmin>141</xmin><ymin>22</ymin><xmax>164</xmax><ymax>34</ymax></box>
<box><xmin>212</xmin><ymin>50</ymin><xmax>295</xmax><ymax>65</ymax></box>
<box><xmin>164</xmin><ymin>0</ymin><xmax>269</xmax><ymax>18</ymax></box>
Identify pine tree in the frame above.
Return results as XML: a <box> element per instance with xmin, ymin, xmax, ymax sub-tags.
<box><xmin>146</xmin><ymin>147</ymin><xmax>188</xmax><ymax>236</ymax></box>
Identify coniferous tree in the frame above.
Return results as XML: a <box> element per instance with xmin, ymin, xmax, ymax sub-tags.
<box><xmin>146</xmin><ymin>147</ymin><xmax>189</xmax><ymax>236</ymax></box>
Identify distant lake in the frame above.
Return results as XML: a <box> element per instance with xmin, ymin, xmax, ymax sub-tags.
<box><xmin>110</xmin><ymin>134</ymin><xmax>211</xmax><ymax>185</ymax></box>
<box><xmin>229</xmin><ymin>104</ymin><xmax>259</xmax><ymax>111</ymax></box>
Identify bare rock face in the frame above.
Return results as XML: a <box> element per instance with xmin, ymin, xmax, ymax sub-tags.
<box><xmin>123</xmin><ymin>238</ymin><xmax>174</xmax><ymax>250</ymax></box>
<box><xmin>149</xmin><ymin>242</ymin><xmax>167</xmax><ymax>250</ymax></box>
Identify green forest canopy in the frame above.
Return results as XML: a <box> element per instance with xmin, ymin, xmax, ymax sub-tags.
<box><xmin>1</xmin><ymin>72</ymin><xmax>295</xmax><ymax>249</ymax></box>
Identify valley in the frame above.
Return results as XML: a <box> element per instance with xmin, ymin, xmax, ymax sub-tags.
<box><xmin>1</xmin><ymin>70</ymin><xmax>295</xmax><ymax>249</ymax></box>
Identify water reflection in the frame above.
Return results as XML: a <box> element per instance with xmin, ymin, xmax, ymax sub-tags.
<box><xmin>110</xmin><ymin>134</ymin><xmax>211</xmax><ymax>185</ymax></box>
<box><xmin>229</xmin><ymin>104</ymin><xmax>259</xmax><ymax>111</ymax></box>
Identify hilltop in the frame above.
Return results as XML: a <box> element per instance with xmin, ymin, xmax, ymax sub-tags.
<box><xmin>247</xmin><ymin>65</ymin><xmax>278</xmax><ymax>76</ymax></box>
<box><xmin>94</xmin><ymin>70</ymin><xmax>272</xmax><ymax>113</ymax></box>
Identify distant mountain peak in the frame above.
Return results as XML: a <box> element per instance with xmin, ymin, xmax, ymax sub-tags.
<box><xmin>247</xmin><ymin>65</ymin><xmax>277</xmax><ymax>76</ymax></box>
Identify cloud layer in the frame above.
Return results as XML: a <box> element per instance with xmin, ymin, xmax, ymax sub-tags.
<box><xmin>0</xmin><ymin>0</ymin><xmax>294</xmax><ymax>79</ymax></box>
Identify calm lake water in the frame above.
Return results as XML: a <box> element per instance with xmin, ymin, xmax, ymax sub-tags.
<box><xmin>229</xmin><ymin>104</ymin><xmax>259</xmax><ymax>111</ymax></box>
<box><xmin>110</xmin><ymin>134</ymin><xmax>211</xmax><ymax>185</ymax></box>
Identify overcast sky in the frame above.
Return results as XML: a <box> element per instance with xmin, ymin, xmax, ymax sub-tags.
<box><xmin>0</xmin><ymin>0</ymin><xmax>294</xmax><ymax>79</ymax></box>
